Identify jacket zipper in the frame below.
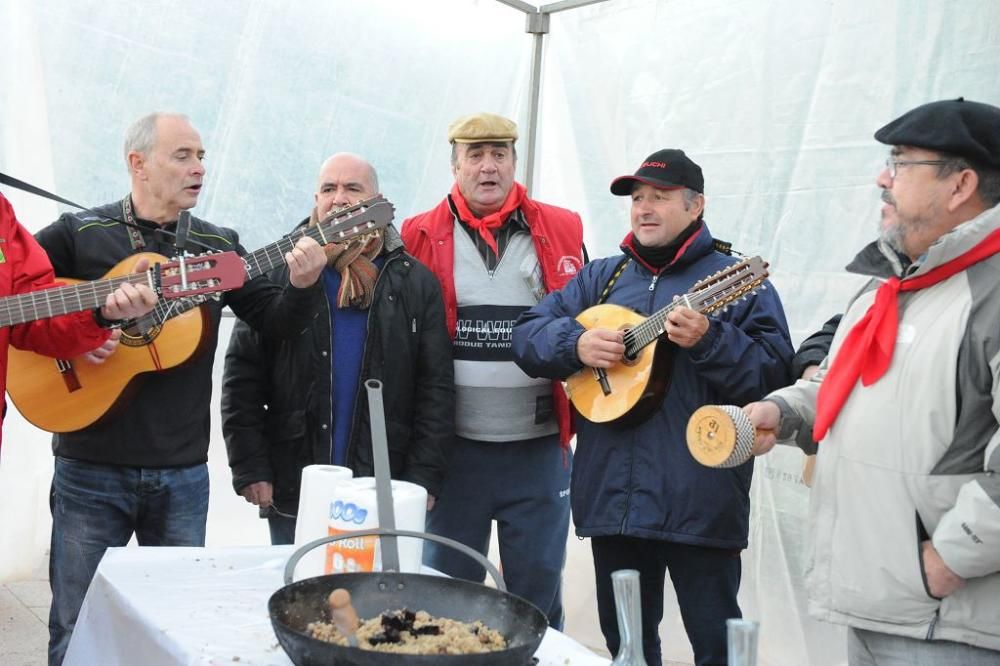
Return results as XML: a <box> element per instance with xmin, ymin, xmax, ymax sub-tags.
<box><xmin>624</xmin><ymin>271</ymin><xmax>662</xmax><ymax>530</ymax></box>
<box><xmin>925</xmin><ymin>610</ymin><xmax>939</xmax><ymax>640</ymax></box>
<box><xmin>343</xmin><ymin>253</ymin><xmax>399</xmax><ymax>467</ymax></box>
<box><xmin>323</xmin><ymin>278</ymin><xmax>335</xmax><ymax>465</ymax></box>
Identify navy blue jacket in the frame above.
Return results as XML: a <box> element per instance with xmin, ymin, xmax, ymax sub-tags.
<box><xmin>512</xmin><ymin>223</ymin><xmax>793</xmax><ymax>548</ymax></box>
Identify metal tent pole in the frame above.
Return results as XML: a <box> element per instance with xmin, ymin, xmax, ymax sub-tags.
<box><xmin>494</xmin><ymin>0</ymin><xmax>609</xmax><ymax>195</ymax></box>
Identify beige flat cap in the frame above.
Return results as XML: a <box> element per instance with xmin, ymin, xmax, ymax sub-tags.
<box><xmin>447</xmin><ymin>112</ymin><xmax>519</xmax><ymax>144</ymax></box>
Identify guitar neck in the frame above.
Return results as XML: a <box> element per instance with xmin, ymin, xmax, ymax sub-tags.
<box><xmin>242</xmin><ymin>228</ymin><xmax>315</xmax><ymax>281</ymax></box>
<box><xmin>0</xmin><ymin>274</ymin><xmax>144</xmax><ymax>328</ymax></box>
<box><xmin>623</xmin><ymin>291</ymin><xmax>718</xmax><ymax>357</ymax></box>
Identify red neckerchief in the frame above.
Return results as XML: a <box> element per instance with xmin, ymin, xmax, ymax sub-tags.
<box><xmin>814</xmin><ymin>226</ymin><xmax>1000</xmax><ymax>441</ymax></box>
<box><xmin>449</xmin><ymin>181</ymin><xmax>526</xmax><ymax>255</ymax></box>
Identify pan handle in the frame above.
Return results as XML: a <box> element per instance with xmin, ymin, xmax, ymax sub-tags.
<box><xmin>284</xmin><ymin>528</ymin><xmax>506</xmax><ymax>592</ymax></box>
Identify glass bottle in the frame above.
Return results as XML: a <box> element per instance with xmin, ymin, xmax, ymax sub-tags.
<box><xmin>611</xmin><ymin>569</ymin><xmax>646</xmax><ymax>665</ymax></box>
<box><xmin>727</xmin><ymin>618</ymin><xmax>760</xmax><ymax>666</ymax></box>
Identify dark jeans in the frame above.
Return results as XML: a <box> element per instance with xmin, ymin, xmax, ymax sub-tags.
<box><xmin>592</xmin><ymin>535</ymin><xmax>742</xmax><ymax>666</ymax></box>
<box><xmin>265</xmin><ymin>510</ymin><xmax>296</xmax><ymax>545</ymax></box>
<box><xmin>48</xmin><ymin>457</ymin><xmax>209</xmax><ymax>666</ymax></box>
<box><xmin>423</xmin><ymin>434</ymin><xmax>571</xmax><ymax>629</ymax></box>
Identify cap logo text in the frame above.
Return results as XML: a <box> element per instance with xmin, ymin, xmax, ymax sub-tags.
<box><xmin>641</xmin><ymin>161</ymin><xmax>667</xmax><ymax>169</ymax></box>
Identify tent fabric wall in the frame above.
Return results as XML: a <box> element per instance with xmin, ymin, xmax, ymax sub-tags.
<box><xmin>2</xmin><ymin>0</ymin><xmax>1000</xmax><ymax>663</ymax></box>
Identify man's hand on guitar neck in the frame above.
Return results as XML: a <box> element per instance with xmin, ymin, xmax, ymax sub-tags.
<box><xmin>665</xmin><ymin>303</ymin><xmax>709</xmax><ymax>349</ymax></box>
<box><xmin>285</xmin><ymin>237</ymin><xmax>327</xmax><ymax>288</ymax></box>
<box><xmin>577</xmin><ymin>328</ymin><xmax>626</xmax><ymax>368</ymax></box>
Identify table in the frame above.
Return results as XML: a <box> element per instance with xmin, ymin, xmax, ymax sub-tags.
<box><xmin>65</xmin><ymin>545</ymin><xmax>610</xmax><ymax>665</ymax></box>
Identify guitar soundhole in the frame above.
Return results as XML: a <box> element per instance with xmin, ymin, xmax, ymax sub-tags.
<box><xmin>120</xmin><ymin>325</ymin><xmax>162</xmax><ymax>347</ymax></box>
<box><xmin>620</xmin><ymin>327</ymin><xmax>639</xmax><ymax>366</ymax></box>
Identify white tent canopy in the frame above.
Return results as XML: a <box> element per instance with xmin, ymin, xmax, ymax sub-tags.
<box><xmin>2</xmin><ymin>0</ymin><xmax>999</xmax><ymax>663</ymax></box>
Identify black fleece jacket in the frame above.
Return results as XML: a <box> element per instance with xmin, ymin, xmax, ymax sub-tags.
<box><xmin>221</xmin><ymin>224</ymin><xmax>454</xmax><ymax>513</ymax></box>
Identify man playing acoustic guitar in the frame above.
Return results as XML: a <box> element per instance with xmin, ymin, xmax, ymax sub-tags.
<box><xmin>513</xmin><ymin>149</ymin><xmax>793</xmax><ymax>665</ymax></box>
<box><xmin>34</xmin><ymin>112</ymin><xmax>327</xmax><ymax>666</ymax></box>
<box><xmin>0</xmin><ymin>192</ymin><xmax>158</xmax><ymax>446</ymax></box>
<box><xmin>221</xmin><ymin>153</ymin><xmax>453</xmax><ymax>544</ymax></box>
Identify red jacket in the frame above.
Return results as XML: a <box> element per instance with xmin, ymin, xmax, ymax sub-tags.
<box><xmin>401</xmin><ymin>192</ymin><xmax>584</xmax><ymax>446</ymax></box>
<box><xmin>0</xmin><ymin>194</ymin><xmax>110</xmax><ymax>447</ymax></box>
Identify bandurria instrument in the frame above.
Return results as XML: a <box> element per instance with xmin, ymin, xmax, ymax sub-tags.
<box><xmin>565</xmin><ymin>256</ymin><xmax>769</xmax><ymax>425</ymax></box>
<box><xmin>6</xmin><ymin>196</ymin><xmax>395</xmax><ymax>433</ymax></box>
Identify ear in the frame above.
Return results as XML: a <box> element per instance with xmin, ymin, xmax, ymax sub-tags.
<box><xmin>127</xmin><ymin>151</ymin><xmax>145</xmax><ymax>179</ymax></box>
<box><xmin>946</xmin><ymin>168</ymin><xmax>980</xmax><ymax>212</ymax></box>
<box><xmin>688</xmin><ymin>193</ymin><xmax>706</xmax><ymax>220</ymax></box>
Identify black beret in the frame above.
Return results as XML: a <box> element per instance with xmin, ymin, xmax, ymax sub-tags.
<box><xmin>874</xmin><ymin>97</ymin><xmax>1000</xmax><ymax>169</ymax></box>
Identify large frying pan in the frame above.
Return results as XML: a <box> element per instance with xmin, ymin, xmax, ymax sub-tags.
<box><xmin>268</xmin><ymin>380</ymin><xmax>548</xmax><ymax>665</ymax></box>
<box><xmin>268</xmin><ymin>529</ymin><xmax>548</xmax><ymax>665</ymax></box>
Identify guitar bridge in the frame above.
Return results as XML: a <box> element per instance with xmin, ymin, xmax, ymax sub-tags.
<box><xmin>55</xmin><ymin>358</ymin><xmax>82</xmax><ymax>393</ymax></box>
<box><xmin>592</xmin><ymin>367</ymin><xmax>612</xmax><ymax>396</ymax></box>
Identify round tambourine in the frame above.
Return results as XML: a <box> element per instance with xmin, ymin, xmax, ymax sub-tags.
<box><xmin>686</xmin><ymin>405</ymin><xmax>757</xmax><ymax>468</ymax></box>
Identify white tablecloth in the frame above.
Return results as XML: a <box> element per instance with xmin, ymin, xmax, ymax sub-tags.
<box><xmin>65</xmin><ymin>545</ymin><xmax>609</xmax><ymax>666</ymax></box>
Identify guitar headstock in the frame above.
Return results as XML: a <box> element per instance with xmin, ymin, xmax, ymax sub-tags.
<box><xmin>314</xmin><ymin>195</ymin><xmax>396</xmax><ymax>246</ymax></box>
<box><xmin>152</xmin><ymin>251</ymin><xmax>248</xmax><ymax>298</ymax></box>
<box><xmin>691</xmin><ymin>256</ymin><xmax>770</xmax><ymax>315</ymax></box>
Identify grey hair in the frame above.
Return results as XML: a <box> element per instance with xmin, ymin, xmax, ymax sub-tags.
<box><xmin>682</xmin><ymin>187</ymin><xmax>706</xmax><ymax>220</ymax></box>
<box><xmin>450</xmin><ymin>142</ymin><xmax>517</xmax><ymax>167</ymax></box>
<box><xmin>682</xmin><ymin>188</ymin><xmax>702</xmax><ymax>207</ymax></box>
<box><xmin>937</xmin><ymin>156</ymin><xmax>1000</xmax><ymax>208</ymax></box>
<box><xmin>123</xmin><ymin>112</ymin><xmax>190</xmax><ymax>166</ymax></box>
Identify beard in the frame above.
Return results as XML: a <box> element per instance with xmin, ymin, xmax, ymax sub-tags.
<box><xmin>878</xmin><ymin>189</ymin><xmax>938</xmax><ymax>258</ymax></box>
<box><xmin>878</xmin><ymin>190</ymin><xmax>907</xmax><ymax>254</ymax></box>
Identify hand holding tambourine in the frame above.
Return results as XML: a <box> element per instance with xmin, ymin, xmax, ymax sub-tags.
<box><xmin>685</xmin><ymin>402</ymin><xmax>779</xmax><ymax>468</ymax></box>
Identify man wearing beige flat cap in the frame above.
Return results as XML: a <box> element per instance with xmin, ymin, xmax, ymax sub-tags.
<box><xmin>402</xmin><ymin>112</ymin><xmax>585</xmax><ymax>628</ymax></box>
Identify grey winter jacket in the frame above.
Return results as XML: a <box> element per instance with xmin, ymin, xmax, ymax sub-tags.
<box><xmin>769</xmin><ymin>204</ymin><xmax>1000</xmax><ymax>650</ymax></box>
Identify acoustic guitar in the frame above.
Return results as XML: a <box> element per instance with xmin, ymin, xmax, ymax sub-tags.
<box><xmin>0</xmin><ymin>251</ymin><xmax>245</xmax><ymax>328</ymax></box>
<box><xmin>6</xmin><ymin>196</ymin><xmax>395</xmax><ymax>433</ymax></box>
<box><xmin>565</xmin><ymin>256</ymin><xmax>769</xmax><ymax>425</ymax></box>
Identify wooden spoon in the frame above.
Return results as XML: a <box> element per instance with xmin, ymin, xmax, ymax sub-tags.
<box><xmin>328</xmin><ymin>588</ymin><xmax>360</xmax><ymax>648</ymax></box>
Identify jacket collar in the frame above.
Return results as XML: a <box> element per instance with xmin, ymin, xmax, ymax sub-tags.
<box><xmin>619</xmin><ymin>220</ymin><xmax>712</xmax><ymax>274</ymax></box>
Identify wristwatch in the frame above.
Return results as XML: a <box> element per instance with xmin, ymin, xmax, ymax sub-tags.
<box><xmin>93</xmin><ymin>308</ymin><xmax>125</xmax><ymax>329</ymax></box>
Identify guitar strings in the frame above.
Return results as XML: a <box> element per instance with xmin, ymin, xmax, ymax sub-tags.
<box><xmin>619</xmin><ymin>267</ymin><xmax>755</xmax><ymax>353</ymax></box>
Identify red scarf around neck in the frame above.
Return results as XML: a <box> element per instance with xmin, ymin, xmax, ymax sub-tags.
<box><xmin>449</xmin><ymin>181</ymin><xmax>527</xmax><ymax>255</ymax></box>
<box><xmin>814</xmin><ymin>226</ymin><xmax>1000</xmax><ymax>441</ymax></box>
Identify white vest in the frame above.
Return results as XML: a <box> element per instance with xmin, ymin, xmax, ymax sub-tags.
<box><xmin>452</xmin><ymin>221</ymin><xmax>557</xmax><ymax>442</ymax></box>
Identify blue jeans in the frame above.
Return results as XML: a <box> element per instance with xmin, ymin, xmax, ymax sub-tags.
<box><xmin>423</xmin><ymin>434</ymin><xmax>571</xmax><ymax>629</ymax></box>
<box><xmin>48</xmin><ymin>457</ymin><xmax>209</xmax><ymax>666</ymax></box>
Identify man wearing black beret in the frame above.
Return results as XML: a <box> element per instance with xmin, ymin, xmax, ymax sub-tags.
<box><xmin>745</xmin><ymin>97</ymin><xmax>1000</xmax><ymax>663</ymax></box>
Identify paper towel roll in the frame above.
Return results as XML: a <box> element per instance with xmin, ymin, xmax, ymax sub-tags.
<box><xmin>292</xmin><ymin>465</ymin><xmax>354</xmax><ymax>578</ymax></box>
<box><xmin>343</xmin><ymin>478</ymin><xmax>427</xmax><ymax>574</ymax></box>
<box><xmin>294</xmin><ymin>476</ymin><xmax>427</xmax><ymax>578</ymax></box>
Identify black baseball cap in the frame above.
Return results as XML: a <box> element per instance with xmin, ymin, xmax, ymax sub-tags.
<box><xmin>610</xmin><ymin>149</ymin><xmax>704</xmax><ymax>196</ymax></box>
<box><xmin>874</xmin><ymin>97</ymin><xmax>1000</xmax><ymax>168</ymax></box>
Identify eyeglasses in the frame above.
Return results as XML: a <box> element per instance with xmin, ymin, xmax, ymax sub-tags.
<box><xmin>884</xmin><ymin>157</ymin><xmax>953</xmax><ymax>180</ymax></box>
